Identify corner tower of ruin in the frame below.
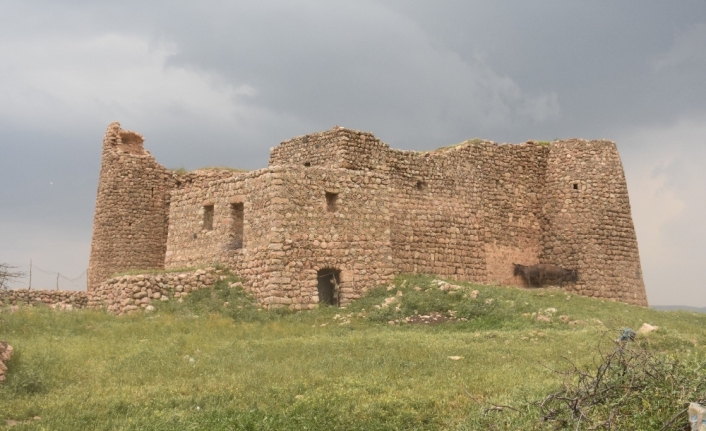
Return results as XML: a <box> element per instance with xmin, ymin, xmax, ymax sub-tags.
<box><xmin>541</xmin><ymin>140</ymin><xmax>647</xmax><ymax>305</ymax></box>
<box><xmin>87</xmin><ymin>122</ymin><xmax>175</xmax><ymax>291</ymax></box>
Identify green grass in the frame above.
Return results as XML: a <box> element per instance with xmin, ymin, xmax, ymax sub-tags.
<box><xmin>1</xmin><ymin>275</ymin><xmax>705</xmax><ymax>430</ymax></box>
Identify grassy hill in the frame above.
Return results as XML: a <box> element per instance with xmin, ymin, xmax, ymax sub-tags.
<box><xmin>1</xmin><ymin>275</ymin><xmax>705</xmax><ymax>430</ymax></box>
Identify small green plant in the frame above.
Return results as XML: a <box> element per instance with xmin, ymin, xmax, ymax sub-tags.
<box><xmin>6</xmin><ymin>352</ymin><xmax>46</xmax><ymax>396</ymax></box>
<box><xmin>154</xmin><ymin>275</ymin><xmax>292</xmax><ymax>322</ymax></box>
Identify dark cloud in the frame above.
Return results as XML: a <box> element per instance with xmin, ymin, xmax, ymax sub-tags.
<box><xmin>0</xmin><ymin>0</ymin><xmax>705</xmax><ymax>303</ymax></box>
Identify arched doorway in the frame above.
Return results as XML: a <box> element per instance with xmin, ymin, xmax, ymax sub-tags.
<box><xmin>317</xmin><ymin>268</ymin><xmax>341</xmax><ymax>306</ymax></box>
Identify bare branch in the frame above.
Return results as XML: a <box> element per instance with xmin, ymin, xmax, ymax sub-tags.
<box><xmin>0</xmin><ymin>263</ymin><xmax>25</xmax><ymax>290</ymax></box>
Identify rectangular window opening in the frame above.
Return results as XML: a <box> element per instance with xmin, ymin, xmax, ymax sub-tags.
<box><xmin>326</xmin><ymin>192</ymin><xmax>339</xmax><ymax>213</ymax></box>
<box><xmin>230</xmin><ymin>202</ymin><xmax>244</xmax><ymax>249</ymax></box>
<box><xmin>203</xmin><ymin>205</ymin><xmax>214</xmax><ymax>230</ymax></box>
<box><xmin>572</xmin><ymin>183</ymin><xmax>579</xmax><ymax>190</ymax></box>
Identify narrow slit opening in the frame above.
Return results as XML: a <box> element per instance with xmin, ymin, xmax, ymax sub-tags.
<box><xmin>229</xmin><ymin>202</ymin><xmax>244</xmax><ymax>249</ymax></box>
<box><xmin>203</xmin><ymin>205</ymin><xmax>214</xmax><ymax>230</ymax></box>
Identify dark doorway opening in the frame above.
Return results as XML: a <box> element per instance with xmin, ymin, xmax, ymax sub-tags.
<box><xmin>317</xmin><ymin>268</ymin><xmax>341</xmax><ymax>306</ymax></box>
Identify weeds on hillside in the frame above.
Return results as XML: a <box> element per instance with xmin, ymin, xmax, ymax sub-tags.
<box><xmin>345</xmin><ymin>275</ymin><xmax>545</xmax><ymax>329</ymax></box>
<box><xmin>2</xmin><ymin>274</ymin><xmax>706</xmax><ymax>430</ymax></box>
<box><xmin>154</xmin><ymin>276</ymin><xmax>292</xmax><ymax>322</ymax></box>
<box><xmin>467</xmin><ymin>332</ymin><xmax>706</xmax><ymax>430</ymax></box>
<box><xmin>535</xmin><ymin>337</ymin><xmax>706</xmax><ymax>430</ymax></box>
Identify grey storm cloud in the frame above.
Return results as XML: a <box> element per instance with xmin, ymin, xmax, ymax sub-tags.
<box><xmin>0</xmin><ymin>0</ymin><xmax>705</xmax><ymax>304</ymax></box>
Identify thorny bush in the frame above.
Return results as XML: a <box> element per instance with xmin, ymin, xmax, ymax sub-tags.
<box><xmin>536</xmin><ymin>335</ymin><xmax>706</xmax><ymax>430</ymax></box>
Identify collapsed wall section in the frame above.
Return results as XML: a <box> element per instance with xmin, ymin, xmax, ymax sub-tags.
<box><xmin>542</xmin><ymin>140</ymin><xmax>647</xmax><ymax>305</ymax></box>
<box><xmin>87</xmin><ymin>122</ymin><xmax>176</xmax><ymax>291</ymax></box>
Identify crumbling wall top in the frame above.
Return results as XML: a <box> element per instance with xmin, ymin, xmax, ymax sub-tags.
<box><xmin>103</xmin><ymin>121</ymin><xmax>146</xmax><ymax>155</ymax></box>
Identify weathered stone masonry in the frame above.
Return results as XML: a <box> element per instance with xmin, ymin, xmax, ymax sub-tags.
<box><xmin>87</xmin><ymin>123</ymin><xmax>176</xmax><ymax>290</ymax></box>
<box><xmin>87</xmin><ymin>123</ymin><xmax>648</xmax><ymax>307</ymax></box>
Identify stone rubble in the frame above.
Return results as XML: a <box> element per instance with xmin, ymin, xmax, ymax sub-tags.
<box><xmin>0</xmin><ymin>341</ymin><xmax>13</xmax><ymax>382</ymax></box>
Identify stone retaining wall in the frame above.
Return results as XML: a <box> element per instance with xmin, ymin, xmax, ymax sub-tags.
<box><xmin>0</xmin><ymin>289</ymin><xmax>88</xmax><ymax>308</ymax></box>
<box><xmin>87</xmin><ymin>268</ymin><xmax>224</xmax><ymax>315</ymax></box>
<box><xmin>0</xmin><ymin>268</ymin><xmax>227</xmax><ymax>315</ymax></box>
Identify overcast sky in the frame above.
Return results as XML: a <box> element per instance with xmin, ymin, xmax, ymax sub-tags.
<box><xmin>1</xmin><ymin>1</ymin><xmax>704</xmax><ymax>305</ymax></box>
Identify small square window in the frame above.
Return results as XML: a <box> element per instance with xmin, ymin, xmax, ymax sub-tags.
<box><xmin>572</xmin><ymin>183</ymin><xmax>579</xmax><ymax>190</ymax></box>
<box><xmin>326</xmin><ymin>192</ymin><xmax>338</xmax><ymax>212</ymax></box>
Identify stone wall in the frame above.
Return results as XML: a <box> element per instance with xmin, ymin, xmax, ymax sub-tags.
<box><xmin>270</xmin><ymin>129</ymin><xmax>345</xmax><ymax>169</ymax></box>
<box><xmin>165</xmin><ymin>171</ymin><xmax>251</xmax><ymax>269</ymax></box>
<box><xmin>266</xmin><ymin>127</ymin><xmax>648</xmax><ymax>306</ymax></box>
<box><xmin>271</xmin><ymin>130</ymin><xmax>549</xmax><ymax>287</ymax></box>
<box><xmin>89</xmin><ymin>123</ymin><xmax>649</xmax><ymax>308</ymax></box>
<box><xmin>270</xmin><ymin>127</ymin><xmax>391</xmax><ymax>172</ymax></box>
<box><xmin>87</xmin><ymin>123</ymin><xmax>177</xmax><ymax>290</ymax></box>
<box><xmin>385</xmin><ymin>141</ymin><xmax>547</xmax><ymax>286</ymax></box>
<box><xmin>0</xmin><ymin>269</ymin><xmax>226</xmax><ymax>315</ymax></box>
<box><xmin>165</xmin><ymin>165</ymin><xmax>395</xmax><ymax>308</ymax></box>
<box><xmin>542</xmin><ymin>140</ymin><xmax>647</xmax><ymax>305</ymax></box>
<box><xmin>88</xmin><ymin>268</ymin><xmax>222</xmax><ymax>315</ymax></box>
<box><xmin>246</xmin><ymin>166</ymin><xmax>394</xmax><ymax>307</ymax></box>
<box><xmin>0</xmin><ymin>289</ymin><xmax>88</xmax><ymax>308</ymax></box>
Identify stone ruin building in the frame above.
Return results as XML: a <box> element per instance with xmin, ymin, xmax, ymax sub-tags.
<box><xmin>87</xmin><ymin>122</ymin><xmax>648</xmax><ymax>308</ymax></box>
